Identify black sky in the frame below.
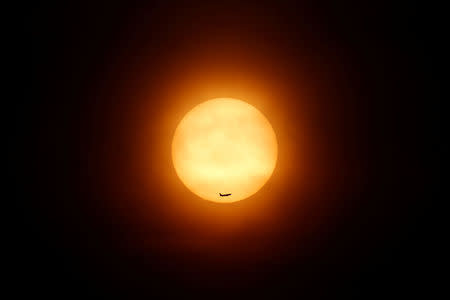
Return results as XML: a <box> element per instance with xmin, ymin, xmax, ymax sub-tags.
<box><xmin>23</xmin><ymin>1</ymin><xmax>437</xmax><ymax>298</ymax></box>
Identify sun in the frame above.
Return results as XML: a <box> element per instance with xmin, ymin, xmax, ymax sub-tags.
<box><xmin>172</xmin><ymin>98</ymin><xmax>278</xmax><ymax>203</ymax></box>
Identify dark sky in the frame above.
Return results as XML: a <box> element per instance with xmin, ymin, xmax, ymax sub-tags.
<box><xmin>24</xmin><ymin>1</ymin><xmax>436</xmax><ymax>298</ymax></box>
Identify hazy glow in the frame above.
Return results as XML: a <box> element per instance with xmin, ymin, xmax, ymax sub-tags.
<box><xmin>172</xmin><ymin>98</ymin><xmax>278</xmax><ymax>203</ymax></box>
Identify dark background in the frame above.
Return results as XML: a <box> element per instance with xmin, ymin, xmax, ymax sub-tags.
<box><xmin>23</xmin><ymin>1</ymin><xmax>436</xmax><ymax>298</ymax></box>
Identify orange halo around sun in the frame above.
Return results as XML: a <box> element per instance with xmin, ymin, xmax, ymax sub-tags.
<box><xmin>171</xmin><ymin>98</ymin><xmax>278</xmax><ymax>203</ymax></box>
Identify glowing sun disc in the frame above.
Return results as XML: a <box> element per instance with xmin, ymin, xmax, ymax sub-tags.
<box><xmin>172</xmin><ymin>98</ymin><xmax>278</xmax><ymax>203</ymax></box>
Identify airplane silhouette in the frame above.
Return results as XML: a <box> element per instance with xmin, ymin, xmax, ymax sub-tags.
<box><xmin>219</xmin><ymin>193</ymin><xmax>231</xmax><ymax>197</ymax></box>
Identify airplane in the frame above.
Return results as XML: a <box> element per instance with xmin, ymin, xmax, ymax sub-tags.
<box><xmin>219</xmin><ymin>193</ymin><xmax>231</xmax><ymax>197</ymax></box>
